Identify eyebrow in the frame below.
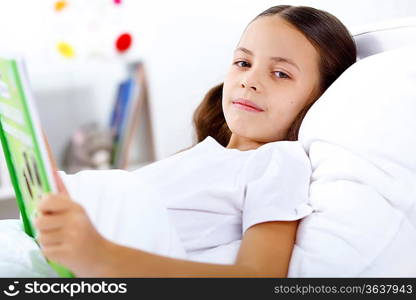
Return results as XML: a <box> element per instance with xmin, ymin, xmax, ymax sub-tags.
<box><xmin>234</xmin><ymin>47</ymin><xmax>300</xmax><ymax>71</ymax></box>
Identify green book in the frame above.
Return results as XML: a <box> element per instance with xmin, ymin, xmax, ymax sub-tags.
<box><xmin>0</xmin><ymin>54</ymin><xmax>74</xmax><ymax>278</ymax></box>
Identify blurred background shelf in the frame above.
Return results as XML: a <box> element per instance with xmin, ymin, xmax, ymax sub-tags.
<box><xmin>0</xmin><ymin>188</ymin><xmax>18</xmax><ymax>219</ymax></box>
<box><xmin>0</xmin><ymin>186</ymin><xmax>15</xmax><ymax>202</ymax></box>
<box><xmin>126</xmin><ymin>161</ymin><xmax>152</xmax><ymax>171</ymax></box>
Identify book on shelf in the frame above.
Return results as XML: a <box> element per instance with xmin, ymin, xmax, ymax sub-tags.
<box><xmin>0</xmin><ymin>54</ymin><xmax>74</xmax><ymax>277</ymax></box>
<box><xmin>109</xmin><ymin>61</ymin><xmax>153</xmax><ymax>169</ymax></box>
<box><xmin>109</xmin><ymin>76</ymin><xmax>134</xmax><ymax>167</ymax></box>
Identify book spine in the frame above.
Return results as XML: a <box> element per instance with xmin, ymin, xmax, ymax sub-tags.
<box><xmin>118</xmin><ymin>65</ymin><xmax>147</xmax><ymax>169</ymax></box>
<box><xmin>111</xmin><ymin>79</ymin><xmax>131</xmax><ymax>167</ymax></box>
<box><xmin>115</xmin><ymin>78</ymin><xmax>140</xmax><ymax>169</ymax></box>
<box><xmin>112</xmin><ymin>78</ymin><xmax>134</xmax><ymax>168</ymax></box>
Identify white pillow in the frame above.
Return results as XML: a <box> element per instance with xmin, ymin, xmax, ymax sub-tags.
<box><xmin>288</xmin><ymin>46</ymin><xmax>416</xmax><ymax>277</ymax></box>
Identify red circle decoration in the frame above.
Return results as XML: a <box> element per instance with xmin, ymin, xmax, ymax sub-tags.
<box><xmin>115</xmin><ymin>33</ymin><xmax>132</xmax><ymax>53</ymax></box>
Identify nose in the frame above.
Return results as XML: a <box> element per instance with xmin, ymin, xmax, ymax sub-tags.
<box><xmin>240</xmin><ymin>82</ymin><xmax>257</xmax><ymax>91</ymax></box>
<box><xmin>240</xmin><ymin>69</ymin><xmax>260</xmax><ymax>92</ymax></box>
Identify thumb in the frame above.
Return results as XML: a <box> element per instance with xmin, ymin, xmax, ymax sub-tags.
<box><xmin>42</xmin><ymin>129</ymin><xmax>68</xmax><ymax>195</ymax></box>
<box><xmin>42</xmin><ymin>129</ymin><xmax>59</xmax><ymax>173</ymax></box>
<box><xmin>53</xmin><ymin>170</ymin><xmax>69</xmax><ymax>195</ymax></box>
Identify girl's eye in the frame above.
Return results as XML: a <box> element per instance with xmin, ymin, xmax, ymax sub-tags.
<box><xmin>234</xmin><ymin>61</ymin><xmax>250</xmax><ymax>68</ymax></box>
<box><xmin>233</xmin><ymin>61</ymin><xmax>290</xmax><ymax>79</ymax></box>
<box><xmin>274</xmin><ymin>71</ymin><xmax>289</xmax><ymax>79</ymax></box>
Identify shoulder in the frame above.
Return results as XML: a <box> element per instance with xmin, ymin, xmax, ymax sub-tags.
<box><xmin>263</xmin><ymin>140</ymin><xmax>309</xmax><ymax>164</ymax></box>
<box><xmin>241</xmin><ymin>141</ymin><xmax>310</xmax><ymax>181</ymax></box>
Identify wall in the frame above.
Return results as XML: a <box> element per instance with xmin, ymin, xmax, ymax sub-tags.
<box><xmin>0</xmin><ymin>0</ymin><xmax>415</xmax><ymax>162</ymax></box>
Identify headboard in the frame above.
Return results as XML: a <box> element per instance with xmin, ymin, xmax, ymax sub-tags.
<box><xmin>352</xmin><ymin>17</ymin><xmax>416</xmax><ymax>59</ymax></box>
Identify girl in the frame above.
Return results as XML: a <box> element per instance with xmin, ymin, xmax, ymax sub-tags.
<box><xmin>34</xmin><ymin>5</ymin><xmax>356</xmax><ymax>277</ymax></box>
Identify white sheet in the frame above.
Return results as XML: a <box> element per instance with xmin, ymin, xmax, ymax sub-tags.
<box><xmin>59</xmin><ymin>170</ymin><xmax>187</xmax><ymax>259</ymax></box>
<box><xmin>0</xmin><ymin>219</ymin><xmax>58</xmax><ymax>277</ymax></box>
<box><xmin>0</xmin><ymin>169</ymin><xmax>187</xmax><ymax>277</ymax></box>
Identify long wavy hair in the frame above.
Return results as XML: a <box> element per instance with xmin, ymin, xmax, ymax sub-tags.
<box><xmin>192</xmin><ymin>5</ymin><xmax>356</xmax><ymax>147</ymax></box>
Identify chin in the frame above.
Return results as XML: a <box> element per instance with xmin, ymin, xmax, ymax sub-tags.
<box><xmin>229</xmin><ymin>126</ymin><xmax>263</xmax><ymax>142</ymax></box>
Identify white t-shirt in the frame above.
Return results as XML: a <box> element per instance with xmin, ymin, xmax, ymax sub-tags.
<box><xmin>131</xmin><ymin>136</ymin><xmax>313</xmax><ymax>264</ymax></box>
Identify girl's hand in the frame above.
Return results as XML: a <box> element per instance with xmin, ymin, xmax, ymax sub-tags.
<box><xmin>38</xmin><ymin>132</ymin><xmax>114</xmax><ymax>276</ymax></box>
<box><xmin>35</xmin><ymin>193</ymin><xmax>110</xmax><ymax>277</ymax></box>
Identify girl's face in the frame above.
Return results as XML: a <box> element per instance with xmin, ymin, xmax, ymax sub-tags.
<box><xmin>222</xmin><ymin>16</ymin><xmax>320</xmax><ymax>148</ymax></box>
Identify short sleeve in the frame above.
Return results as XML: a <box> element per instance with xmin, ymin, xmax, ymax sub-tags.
<box><xmin>241</xmin><ymin>141</ymin><xmax>313</xmax><ymax>233</ymax></box>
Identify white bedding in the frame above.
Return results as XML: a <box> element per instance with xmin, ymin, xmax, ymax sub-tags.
<box><xmin>289</xmin><ymin>46</ymin><xmax>416</xmax><ymax>277</ymax></box>
<box><xmin>0</xmin><ymin>170</ymin><xmax>187</xmax><ymax>277</ymax></box>
<box><xmin>0</xmin><ymin>219</ymin><xmax>58</xmax><ymax>277</ymax></box>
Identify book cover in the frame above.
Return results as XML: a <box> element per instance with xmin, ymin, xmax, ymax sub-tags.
<box><xmin>0</xmin><ymin>55</ymin><xmax>74</xmax><ymax>277</ymax></box>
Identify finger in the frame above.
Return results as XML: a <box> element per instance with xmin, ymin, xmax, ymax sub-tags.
<box><xmin>42</xmin><ymin>130</ymin><xmax>58</xmax><ymax>172</ymax></box>
<box><xmin>41</xmin><ymin>244</ymin><xmax>67</xmax><ymax>263</ymax></box>
<box><xmin>38</xmin><ymin>229</ymin><xmax>63</xmax><ymax>247</ymax></box>
<box><xmin>42</xmin><ymin>130</ymin><xmax>69</xmax><ymax>195</ymax></box>
<box><xmin>35</xmin><ymin>213</ymin><xmax>66</xmax><ymax>232</ymax></box>
<box><xmin>37</xmin><ymin>193</ymin><xmax>73</xmax><ymax>214</ymax></box>
<box><xmin>54</xmin><ymin>170</ymin><xmax>69</xmax><ymax>195</ymax></box>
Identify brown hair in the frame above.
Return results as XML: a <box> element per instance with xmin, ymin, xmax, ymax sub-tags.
<box><xmin>192</xmin><ymin>5</ymin><xmax>356</xmax><ymax>146</ymax></box>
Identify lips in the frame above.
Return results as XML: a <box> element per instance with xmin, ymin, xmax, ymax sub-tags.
<box><xmin>232</xmin><ymin>98</ymin><xmax>264</xmax><ymax>112</ymax></box>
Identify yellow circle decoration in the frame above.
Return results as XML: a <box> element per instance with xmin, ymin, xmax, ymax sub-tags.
<box><xmin>57</xmin><ymin>42</ymin><xmax>75</xmax><ymax>58</ymax></box>
<box><xmin>55</xmin><ymin>1</ymin><xmax>68</xmax><ymax>12</ymax></box>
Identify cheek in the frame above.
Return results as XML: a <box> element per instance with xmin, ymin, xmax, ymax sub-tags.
<box><xmin>221</xmin><ymin>84</ymin><xmax>231</xmax><ymax>120</ymax></box>
<box><xmin>221</xmin><ymin>83</ymin><xmax>229</xmax><ymax>106</ymax></box>
<box><xmin>222</xmin><ymin>68</ymin><xmax>243</xmax><ymax>104</ymax></box>
<box><xmin>222</xmin><ymin>75</ymin><xmax>235</xmax><ymax>107</ymax></box>
<box><xmin>223</xmin><ymin>68</ymin><xmax>240</xmax><ymax>89</ymax></box>
<box><xmin>268</xmin><ymin>95</ymin><xmax>303</xmax><ymax>123</ymax></box>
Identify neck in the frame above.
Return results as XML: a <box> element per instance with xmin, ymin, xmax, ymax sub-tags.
<box><xmin>226</xmin><ymin>134</ymin><xmax>265</xmax><ymax>151</ymax></box>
